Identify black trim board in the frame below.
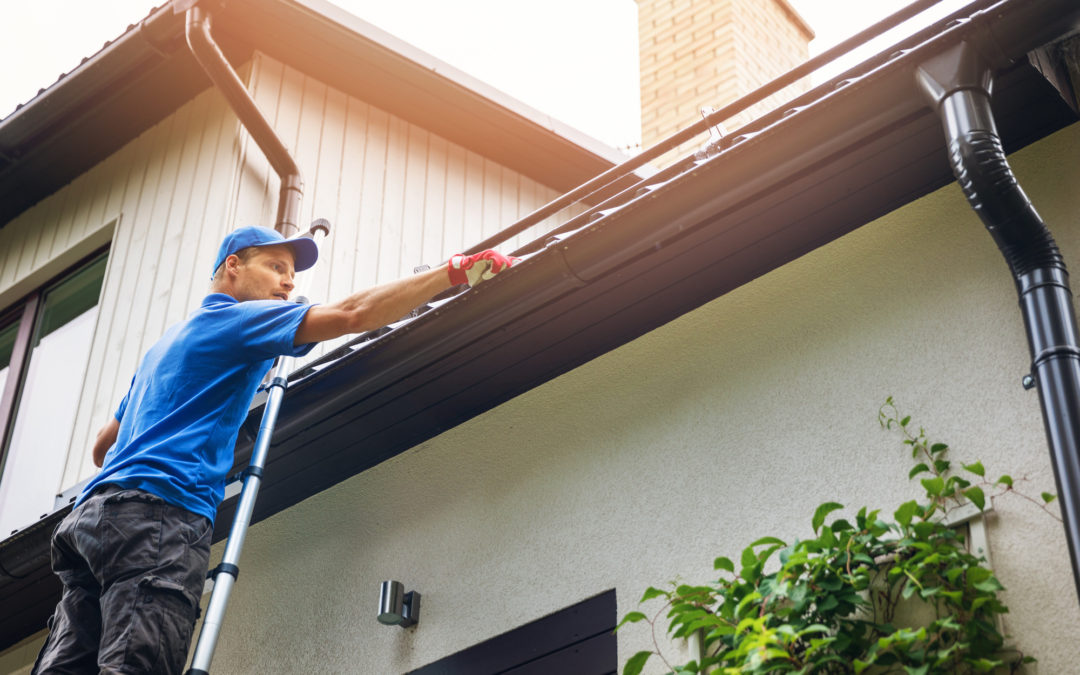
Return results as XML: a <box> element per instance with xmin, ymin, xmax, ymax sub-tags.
<box><xmin>409</xmin><ymin>590</ymin><xmax>616</xmax><ymax>675</ymax></box>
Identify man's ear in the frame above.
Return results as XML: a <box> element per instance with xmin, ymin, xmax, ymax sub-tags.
<box><xmin>225</xmin><ymin>253</ymin><xmax>242</xmax><ymax>276</ymax></box>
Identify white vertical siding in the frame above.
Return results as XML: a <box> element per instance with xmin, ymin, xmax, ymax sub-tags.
<box><xmin>234</xmin><ymin>52</ymin><xmax>587</xmax><ymax>360</ymax></box>
<box><xmin>0</xmin><ymin>50</ymin><xmax>592</xmax><ymax>503</ymax></box>
<box><xmin>62</xmin><ymin>88</ymin><xmax>247</xmax><ymax>489</ymax></box>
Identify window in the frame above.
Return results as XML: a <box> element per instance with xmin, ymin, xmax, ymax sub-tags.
<box><xmin>0</xmin><ymin>251</ymin><xmax>108</xmax><ymax>536</ymax></box>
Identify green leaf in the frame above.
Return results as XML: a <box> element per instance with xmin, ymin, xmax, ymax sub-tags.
<box><xmin>831</xmin><ymin>519</ymin><xmax>854</xmax><ymax>532</ymax></box>
<box><xmin>905</xmin><ymin>665</ymin><xmax>930</xmax><ymax>675</ymax></box>
<box><xmin>969</xmin><ymin>658</ymin><xmax>1003</xmax><ymax>672</ymax></box>
<box><xmin>895</xmin><ymin>500</ymin><xmax>919</xmax><ymax>529</ymax></box>
<box><xmin>623</xmin><ymin>650</ymin><xmax>653</xmax><ymax>675</ymax></box>
<box><xmin>819</xmin><ymin>525</ymin><xmax>836</xmax><ymax>548</ymax></box>
<box><xmin>741</xmin><ymin>546</ymin><xmax>757</xmax><ymax>570</ymax></box>
<box><xmin>813</xmin><ymin>502</ymin><xmax>844</xmax><ymax>534</ymax></box>
<box><xmin>616</xmin><ymin>612</ymin><xmax>647</xmax><ymax>631</ymax></box>
<box><xmin>901</xmin><ymin>415</ymin><xmax>911</xmax><ymax>427</ymax></box>
<box><xmin>921</xmin><ymin>476</ymin><xmax>945</xmax><ymax>497</ymax></box>
<box><xmin>854</xmin><ymin>659</ymin><xmax>870</xmax><ymax>674</ymax></box>
<box><xmin>963</xmin><ymin>486</ymin><xmax>986</xmax><ymax>510</ymax></box>
<box><xmin>974</xmin><ymin>576</ymin><xmax>1005</xmax><ymax>593</ymax></box>
<box><xmin>997</xmin><ymin>474</ymin><xmax>1014</xmax><ymax>488</ymax></box>
<box><xmin>640</xmin><ymin>586</ymin><xmax>667</xmax><ymax>603</ymax></box>
<box><xmin>930</xmin><ymin>443</ymin><xmax>948</xmax><ymax>454</ymax></box>
<box><xmin>908</xmin><ymin>463</ymin><xmax>930</xmax><ymax>479</ymax></box>
<box><xmin>749</xmin><ymin>536</ymin><xmax>786</xmax><ymax>548</ymax></box>
<box><xmin>714</xmin><ymin>556</ymin><xmax>735</xmax><ymax>573</ymax></box>
<box><xmin>963</xmin><ymin>461</ymin><xmax>985</xmax><ymax>477</ymax></box>
<box><xmin>1043</xmin><ymin>492</ymin><xmax>1057</xmax><ymax>504</ymax></box>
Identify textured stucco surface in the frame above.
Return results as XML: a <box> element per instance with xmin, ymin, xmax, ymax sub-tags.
<box><xmin>4</xmin><ymin>123</ymin><xmax>1079</xmax><ymax>675</ymax></box>
<box><xmin>189</xmin><ymin>121</ymin><xmax>1080</xmax><ymax>673</ymax></box>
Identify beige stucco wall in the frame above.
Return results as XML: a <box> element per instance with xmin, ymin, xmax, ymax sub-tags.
<box><xmin>180</xmin><ymin>119</ymin><xmax>1080</xmax><ymax>674</ymax></box>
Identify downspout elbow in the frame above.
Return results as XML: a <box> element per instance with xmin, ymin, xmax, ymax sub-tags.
<box><xmin>916</xmin><ymin>44</ymin><xmax>1064</xmax><ymax>283</ymax></box>
<box><xmin>185</xmin><ymin>6</ymin><xmax>303</xmax><ymax>235</ymax></box>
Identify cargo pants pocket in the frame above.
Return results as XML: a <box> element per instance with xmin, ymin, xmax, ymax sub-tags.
<box><xmin>117</xmin><ymin>576</ymin><xmax>199</xmax><ymax>675</ymax></box>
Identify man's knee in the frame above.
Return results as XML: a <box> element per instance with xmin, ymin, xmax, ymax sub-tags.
<box><xmin>32</xmin><ymin>584</ymin><xmax>102</xmax><ymax>675</ymax></box>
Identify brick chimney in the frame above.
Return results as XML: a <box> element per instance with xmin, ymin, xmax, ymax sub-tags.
<box><xmin>637</xmin><ymin>0</ymin><xmax>814</xmax><ymax>156</ymax></box>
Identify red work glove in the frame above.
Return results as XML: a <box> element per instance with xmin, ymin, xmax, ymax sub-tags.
<box><xmin>448</xmin><ymin>250</ymin><xmax>520</xmax><ymax>287</ymax></box>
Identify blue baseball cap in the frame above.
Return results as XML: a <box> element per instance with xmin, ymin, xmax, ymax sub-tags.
<box><xmin>211</xmin><ymin>225</ymin><xmax>319</xmax><ymax>279</ymax></box>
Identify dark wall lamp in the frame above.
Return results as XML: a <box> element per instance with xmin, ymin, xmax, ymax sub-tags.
<box><xmin>378</xmin><ymin>580</ymin><xmax>421</xmax><ymax>628</ymax></box>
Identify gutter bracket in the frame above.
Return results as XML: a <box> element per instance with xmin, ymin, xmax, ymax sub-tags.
<box><xmin>545</xmin><ymin>233</ymin><xmax>588</xmax><ymax>288</ymax></box>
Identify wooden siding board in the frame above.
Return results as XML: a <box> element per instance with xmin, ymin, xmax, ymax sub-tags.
<box><xmin>78</xmin><ymin>154</ymin><xmax>118</xmax><ymax>243</ymax></box>
<box><xmin>0</xmin><ymin>224</ymin><xmax>14</xmax><ymax>289</ymax></box>
<box><xmin>66</xmin><ymin>136</ymin><xmax>147</xmax><ymax>483</ymax></box>
<box><xmin>102</xmin><ymin>115</ymin><xmax>175</xmax><ymax>434</ymax></box>
<box><xmin>100</xmin><ymin>142</ymin><xmax>136</xmax><ymax>228</ymax></box>
<box><xmin>401</xmin><ymin>125</ymin><xmax>429</xmax><ymax>277</ymax></box>
<box><xmin>499</xmin><ymin>167</ymin><xmax>519</xmax><ymax>251</ymax></box>
<box><xmin>463</xmin><ymin>150</ymin><xmax>485</xmax><ymax>249</ymax></box>
<box><xmin>6</xmin><ymin>208</ymin><xmax>46</xmax><ymax>295</ymax></box>
<box><xmin>308</xmin><ymin>86</ymin><xmax>344</xmax><ymax>314</ymax></box>
<box><xmin>443</xmin><ymin>143</ymin><xmax>467</xmax><ymax>255</ymax></box>
<box><xmin>378</xmin><ymin>115</ymin><xmax>408</xmax><ymax>284</ymax></box>
<box><xmin>354</xmin><ymin>105</ymin><xmax>387</xmax><ymax>291</ymax></box>
<box><xmin>165</xmin><ymin>91</ymin><xmax>221</xmax><ymax>325</ymax></box>
<box><xmin>41</xmin><ymin>173</ymin><xmax>80</xmax><ymax>266</ymax></box>
<box><xmin>58</xmin><ymin>167</ymin><xmax>100</xmax><ymax>256</ymax></box>
<box><xmin>232</xmin><ymin>55</ymin><xmax>278</xmax><ymax>233</ymax></box>
<box><xmin>0</xmin><ymin>208</ymin><xmax>38</xmax><ymax>294</ymax></box>
<box><xmin>324</xmin><ymin>95</ymin><xmax>367</xmax><ymax>358</ymax></box>
<box><xmin>422</xmin><ymin>134</ymin><xmax>449</xmax><ymax>267</ymax></box>
<box><xmin>481</xmin><ymin>159</ymin><xmax>500</xmax><ymax>242</ymax></box>
<box><xmin>142</xmin><ymin>98</ymin><xmax>199</xmax><ymax>344</ymax></box>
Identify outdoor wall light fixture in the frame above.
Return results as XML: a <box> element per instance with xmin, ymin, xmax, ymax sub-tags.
<box><xmin>377</xmin><ymin>580</ymin><xmax>421</xmax><ymax>628</ymax></box>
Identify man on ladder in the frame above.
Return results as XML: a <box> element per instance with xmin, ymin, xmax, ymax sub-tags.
<box><xmin>32</xmin><ymin>225</ymin><xmax>516</xmax><ymax>674</ymax></box>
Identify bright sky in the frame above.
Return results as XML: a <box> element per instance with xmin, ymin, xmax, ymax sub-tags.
<box><xmin>0</xmin><ymin>0</ymin><xmax>970</xmax><ymax>152</ymax></box>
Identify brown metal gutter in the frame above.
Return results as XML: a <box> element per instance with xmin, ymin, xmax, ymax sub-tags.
<box><xmin>184</xmin><ymin>4</ymin><xmax>303</xmax><ymax>235</ymax></box>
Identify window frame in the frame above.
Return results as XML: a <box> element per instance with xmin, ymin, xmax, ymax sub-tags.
<box><xmin>0</xmin><ymin>246</ymin><xmax>109</xmax><ymax>482</ymax></box>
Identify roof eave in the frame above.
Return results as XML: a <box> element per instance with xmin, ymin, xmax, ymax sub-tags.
<box><xmin>0</xmin><ymin>0</ymin><xmax>626</xmax><ymax>228</ymax></box>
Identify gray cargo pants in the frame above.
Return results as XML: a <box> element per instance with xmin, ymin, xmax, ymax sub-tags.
<box><xmin>32</xmin><ymin>485</ymin><xmax>212</xmax><ymax>674</ymax></box>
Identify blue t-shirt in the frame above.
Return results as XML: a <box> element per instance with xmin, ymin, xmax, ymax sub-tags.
<box><xmin>78</xmin><ymin>293</ymin><xmax>316</xmax><ymax>523</ymax></box>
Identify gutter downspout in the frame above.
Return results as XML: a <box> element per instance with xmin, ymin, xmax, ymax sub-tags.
<box><xmin>917</xmin><ymin>41</ymin><xmax>1080</xmax><ymax>603</ymax></box>
<box><xmin>184</xmin><ymin>5</ymin><xmax>303</xmax><ymax>236</ymax></box>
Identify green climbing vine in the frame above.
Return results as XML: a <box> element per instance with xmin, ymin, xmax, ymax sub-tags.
<box><xmin>618</xmin><ymin>398</ymin><xmax>1056</xmax><ymax>674</ymax></box>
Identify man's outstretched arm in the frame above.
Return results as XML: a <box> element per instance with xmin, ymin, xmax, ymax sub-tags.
<box><xmin>294</xmin><ymin>250</ymin><xmax>517</xmax><ymax>345</ymax></box>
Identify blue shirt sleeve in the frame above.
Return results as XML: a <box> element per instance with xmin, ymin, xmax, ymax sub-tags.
<box><xmin>222</xmin><ymin>300</ymin><xmax>318</xmax><ymax>360</ymax></box>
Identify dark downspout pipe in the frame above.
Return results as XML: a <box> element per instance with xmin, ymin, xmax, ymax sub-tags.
<box><xmin>917</xmin><ymin>42</ymin><xmax>1080</xmax><ymax>603</ymax></box>
<box><xmin>184</xmin><ymin>6</ymin><xmax>303</xmax><ymax>236</ymax></box>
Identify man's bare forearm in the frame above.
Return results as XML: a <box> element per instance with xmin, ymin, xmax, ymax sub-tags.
<box><xmin>295</xmin><ymin>265</ymin><xmax>450</xmax><ymax>344</ymax></box>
